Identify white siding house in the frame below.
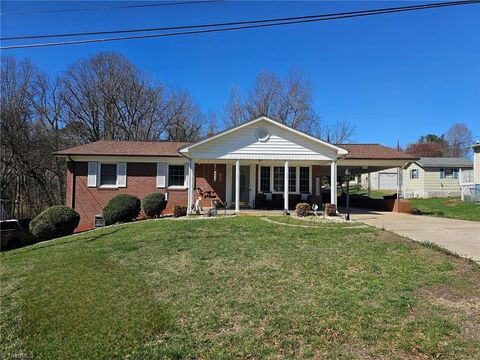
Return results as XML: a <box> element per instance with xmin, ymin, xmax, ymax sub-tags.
<box><xmin>403</xmin><ymin>157</ymin><xmax>473</xmax><ymax>198</ymax></box>
<box><xmin>360</xmin><ymin>168</ymin><xmax>399</xmax><ymax>191</ymax></box>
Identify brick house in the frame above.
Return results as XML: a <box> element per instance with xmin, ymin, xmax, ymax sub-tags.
<box><xmin>55</xmin><ymin>116</ymin><xmax>415</xmax><ymax>231</ymax></box>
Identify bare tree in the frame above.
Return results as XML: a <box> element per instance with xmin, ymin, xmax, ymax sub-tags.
<box><xmin>223</xmin><ymin>68</ymin><xmax>319</xmax><ymax>132</ymax></box>
<box><xmin>311</xmin><ymin>119</ymin><xmax>355</xmax><ymax>144</ymax></box>
<box><xmin>445</xmin><ymin>123</ymin><xmax>473</xmax><ymax>157</ymax></box>
<box><xmin>164</xmin><ymin>91</ymin><xmax>204</xmax><ymax>142</ymax></box>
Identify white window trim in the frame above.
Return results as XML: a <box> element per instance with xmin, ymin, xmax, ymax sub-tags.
<box><xmin>98</xmin><ymin>162</ymin><xmax>119</xmax><ymax>188</ymax></box>
<box><xmin>257</xmin><ymin>165</ymin><xmax>312</xmax><ymax>195</ymax></box>
<box><xmin>167</xmin><ymin>164</ymin><xmax>188</xmax><ymax>189</ymax></box>
<box><xmin>410</xmin><ymin>169</ymin><xmax>419</xmax><ymax>180</ymax></box>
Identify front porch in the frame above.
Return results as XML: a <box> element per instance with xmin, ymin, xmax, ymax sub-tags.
<box><xmin>188</xmin><ymin>159</ymin><xmax>340</xmax><ymax>214</ymax></box>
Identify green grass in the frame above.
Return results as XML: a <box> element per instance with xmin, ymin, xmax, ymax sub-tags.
<box><xmin>409</xmin><ymin>197</ymin><xmax>480</xmax><ymax>222</ymax></box>
<box><xmin>1</xmin><ymin>217</ymin><xmax>479</xmax><ymax>359</ymax></box>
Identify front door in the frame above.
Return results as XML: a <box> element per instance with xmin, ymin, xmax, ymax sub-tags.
<box><xmin>232</xmin><ymin>165</ymin><xmax>250</xmax><ymax>206</ymax></box>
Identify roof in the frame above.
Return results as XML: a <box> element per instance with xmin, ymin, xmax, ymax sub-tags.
<box><xmin>416</xmin><ymin>157</ymin><xmax>473</xmax><ymax>168</ymax></box>
<box><xmin>54</xmin><ymin>140</ymin><xmax>416</xmax><ymax>161</ymax></box>
<box><xmin>53</xmin><ymin>140</ymin><xmax>189</xmax><ymax>157</ymax></box>
<box><xmin>468</xmin><ymin>142</ymin><xmax>480</xmax><ymax>149</ymax></box>
<box><xmin>337</xmin><ymin>144</ymin><xmax>416</xmax><ymax>160</ymax></box>
<box><xmin>179</xmin><ymin>116</ymin><xmax>349</xmax><ymax>156</ymax></box>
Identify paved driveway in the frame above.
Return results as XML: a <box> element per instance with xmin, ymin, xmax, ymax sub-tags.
<box><xmin>350</xmin><ymin>209</ymin><xmax>480</xmax><ymax>261</ymax></box>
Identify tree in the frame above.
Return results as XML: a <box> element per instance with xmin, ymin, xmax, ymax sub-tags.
<box><xmin>406</xmin><ymin>143</ymin><xmax>443</xmax><ymax>157</ymax></box>
<box><xmin>1</xmin><ymin>56</ymin><xmax>68</xmax><ymax>218</ymax></box>
<box><xmin>223</xmin><ymin>68</ymin><xmax>318</xmax><ymax>132</ymax></box>
<box><xmin>445</xmin><ymin>123</ymin><xmax>472</xmax><ymax>157</ymax></box>
<box><xmin>314</xmin><ymin>119</ymin><xmax>355</xmax><ymax>144</ymax></box>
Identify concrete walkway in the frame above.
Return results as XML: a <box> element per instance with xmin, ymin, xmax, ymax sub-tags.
<box><xmin>350</xmin><ymin>209</ymin><xmax>480</xmax><ymax>261</ymax></box>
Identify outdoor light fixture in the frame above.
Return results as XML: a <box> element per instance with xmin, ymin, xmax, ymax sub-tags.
<box><xmin>345</xmin><ymin>168</ymin><xmax>351</xmax><ymax>221</ymax></box>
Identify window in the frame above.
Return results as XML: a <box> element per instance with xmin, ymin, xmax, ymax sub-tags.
<box><xmin>441</xmin><ymin>168</ymin><xmax>455</xmax><ymax>179</ymax></box>
<box><xmin>289</xmin><ymin>167</ymin><xmax>296</xmax><ymax>193</ymax></box>
<box><xmin>168</xmin><ymin>165</ymin><xmax>185</xmax><ymax>187</ymax></box>
<box><xmin>100</xmin><ymin>164</ymin><xmax>117</xmax><ymax>186</ymax></box>
<box><xmin>260</xmin><ymin>166</ymin><xmax>270</xmax><ymax>192</ymax></box>
<box><xmin>410</xmin><ymin>169</ymin><xmax>419</xmax><ymax>179</ymax></box>
<box><xmin>453</xmin><ymin>168</ymin><xmax>459</xmax><ymax>179</ymax></box>
<box><xmin>299</xmin><ymin>167</ymin><xmax>309</xmax><ymax>192</ymax></box>
<box><xmin>273</xmin><ymin>167</ymin><xmax>284</xmax><ymax>192</ymax></box>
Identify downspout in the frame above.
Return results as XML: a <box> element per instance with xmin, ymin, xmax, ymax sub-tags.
<box><xmin>68</xmin><ymin>156</ymin><xmax>76</xmax><ymax>210</ymax></box>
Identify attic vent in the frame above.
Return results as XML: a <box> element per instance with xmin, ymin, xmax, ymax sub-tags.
<box><xmin>255</xmin><ymin>128</ymin><xmax>270</xmax><ymax>142</ymax></box>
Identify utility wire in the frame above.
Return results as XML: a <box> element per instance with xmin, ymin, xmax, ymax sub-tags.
<box><xmin>2</xmin><ymin>0</ymin><xmax>477</xmax><ymax>41</ymax></box>
<box><xmin>2</xmin><ymin>0</ymin><xmax>478</xmax><ymax>50</ymax></box>
<box><xmin>0</xmin><ymin>0</ymin><xmax>221</xmax><ymax>16</ymax></box>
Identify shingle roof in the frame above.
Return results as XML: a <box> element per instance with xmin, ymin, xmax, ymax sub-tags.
<box><xmin>416</xmin><ymin>157</ymin><xmax>473</xmax><ymax>168</ymax></box>
<box><xmin>337</xmin><ymin>144</ymin><xmax>416</xmax><ymax>160</ymax></box>
<box><xmin>55</xmin><ymin>141</ymin><xmax>416</xmax><ymax>160</ymax></box>
<box><xmin>53</xmin><ymin>140</ymin><xmax>189</xmax><ymax>157</ymax></box>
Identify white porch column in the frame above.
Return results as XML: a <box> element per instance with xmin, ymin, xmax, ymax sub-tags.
<box><xmin>284</xmin><ymin>160</ymin><xmax>289</xmax><ymax>211</ymax></box>
<box><xmin>330</xmin><ymin>160</ymin><xmax>337</xmax><ymax>206</ymax></box>
<box><xmin>188</xmin><ymin>158</ymin><xmax>195</xmax><ymax>214</ymax></box>
<box><xmin>235</xmin><ymin>160</ymin><xmax>240</xmax><ymax>213</ymax></box>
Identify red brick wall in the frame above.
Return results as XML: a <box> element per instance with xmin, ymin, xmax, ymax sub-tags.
<box><xmin>67</xmin><ymin>161</ymin><xmax>230</xmax><ymax>232</ymax></box>
<box><xmin>67</xmin><ymin>162</ymin><xmax>189</xmax><ymax>232</ymax></box>
<box><xmin>195</xmin><ymin>164</ymin><xmax>226</xmax><ymax>208</ymax></box>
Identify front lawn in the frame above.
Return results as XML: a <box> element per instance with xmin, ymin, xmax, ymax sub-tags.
<box><xmin>1</xmin><ymin>217</ymin><xmax>479</xmax><ymax>359</ymax></box>
<box><xmin>409</xmin><ymin>197</ymin><xmax>480</xmax><ymax>222</ymax></box>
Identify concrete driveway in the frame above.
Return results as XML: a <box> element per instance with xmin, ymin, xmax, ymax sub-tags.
<box><xmin>350</xmin><ymin>208</ymin><xmax>480</xmax><ymax>261</ymax></box>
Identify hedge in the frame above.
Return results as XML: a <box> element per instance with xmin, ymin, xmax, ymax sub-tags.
<box><xmin>142</xmin><ymin>193</ymin><xmax>167</xmax><ymax>218</ymax></box>
<box><xmin>103</xmin><ymin>194</ymin><xmax>141</xmax><ymax>225</ymax></box>
<box><xmin>29</xmin><ymin>206</ymin><xmax>80</xmax><ymax>241</ymax></box>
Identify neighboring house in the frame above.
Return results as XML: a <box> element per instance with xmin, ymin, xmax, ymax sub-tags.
<box><xmin>360</xmin><ymin>168</ymin><xmax>399</xmax><ymax>191</ymax></box>
<box><xmin>54</xmin><ymin>116</ymin><xmax>415</xmax><ymax>231</ymax></box>
<box><xmin>461</xmin><ymin>143</ymin><xmax>480</xmax><ymax>201</ymax></box>
<box><xmin>403</xmin><ymin>157</ymin><xmax>473</xmax><ymax>198</ymax></box>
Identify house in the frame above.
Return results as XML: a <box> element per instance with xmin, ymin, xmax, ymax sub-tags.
<box><xmin>461</xmin><ymin>142</ymin><xmax>480</xmax><ymax>201</ymax></box>
<box><xmin>402</xmin><ymin>157</ymin><xmax>473</xmax><ymax>198</ymax></box>
<box><xmin>54</xmin><ymin>116</ymin><xmax>415</xmax><ymax>231</ymax></box>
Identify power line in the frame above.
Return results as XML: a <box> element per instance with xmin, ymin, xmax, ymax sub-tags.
<box><xmin>2</xmin><ymin>0</ymin><xmax>478</xmax><ymax>50</ymax></box>
<box><xmin>0</xmin><ymin>0</ymin><xmax>221</xmax><ymax>16</ymax></box>
<box><xmin>2</xmin><ymin>0</ymin><xmax>477</xmax><ymax>41</ymax></box>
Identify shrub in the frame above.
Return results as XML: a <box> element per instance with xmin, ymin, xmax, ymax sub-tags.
<box><xmin>410</xmin><ymin>207</ymin><xmax>422</xmax><ymax>215</ymax></box>
<box><xmin>103</xmin><ymin>194</ymin><xmax>141</xmax><ymax>225</ymax></box>
<box><xmin>173</xmin><ymin>206</ymin><xmax>187</xmax><ymax>218</ymax></box>
<box><xmin>295</xmin><ymin>203</ymin><xmax>310</xmax><ymax>217</ymax></box>
<box><xmin>142</xmin><ymin>193</ymin><xmax>167</xmax><ymax>218</ymax></box>
<box><xmin>325</xmin><ymin>203</ymin><xmax>337</xmax><ymax>216</ymax></box>
<box><xmin>29</xmin><ymin>206</ymin><xmax>80</xmax><ymax>241</ymax></box>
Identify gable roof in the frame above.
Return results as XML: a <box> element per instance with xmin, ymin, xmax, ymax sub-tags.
<box><xmin>416</xmin><ymin>157</ymin><xmax>473</xmax><ymax>168</ymax></box>
<box><xmin>179</xmin><ymin>116</ymin><xmax>349</xmax><ymax>156</ymax></box>
<box><xmin>53</xmin><ymin>140</ymin><xmax>188</xmax><ymax>157</ymax></box>
<box><xmin>338</xmin><ymin>144</ymin><xmax>416</xmax><ymax>160</ymax></box>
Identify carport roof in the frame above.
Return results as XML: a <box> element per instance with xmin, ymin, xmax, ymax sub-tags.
<box><xmin>337</xmin><ymin>144</ymin><xmax>416</xmax><ymax>160</ymax></box>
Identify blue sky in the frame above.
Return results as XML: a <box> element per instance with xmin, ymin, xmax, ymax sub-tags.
<box><xmin>2</xmin><ymin>1</ymin><xmax>479</xmax><ymax>147</ymax></box>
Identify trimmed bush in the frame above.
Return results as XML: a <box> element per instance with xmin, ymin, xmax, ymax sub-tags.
<box><xmin>103</xmin><ymin>194</ymin><xmax>141</xmax><ymax>225</ymax></box>
<box><xmin>142</xmin><ymin>193</ymin><xmax>167</xmax><ymax>218</ymax></box>
<box><xmin>29</xmin><ymin>206</ymin><xmax>80</xmax><ymax>241</ymax></box>
<box><xmin>173</xmin><ymin>206</ymin><xmax>187</xmax><ymax>218</ymax></box>
<box><xmin>295</xmin><ymin>203</ymin><xmax>310</xmax><ymax>217</ymax></box>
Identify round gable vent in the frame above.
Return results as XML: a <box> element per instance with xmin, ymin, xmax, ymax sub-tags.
<box><xmin>255</xmin><ymin>128</ymin><xmax>270</xmax><ymax>142</ymax></box>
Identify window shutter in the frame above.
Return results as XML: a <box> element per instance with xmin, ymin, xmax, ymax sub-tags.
<box><xmin>157</xmin><ymin>163</ymin><xmax>166</xmax><ymax>188</ymax></box>
<box><xmin>117</xmin><ymin>162</ymin><xmax>127</xmax><ymax>187</ymax></box>
<box><xmin>184</xmin><ymin>163</ymin><xmax>190</xmax><ymax>188</ymax></box>
<box><xmin>87</xmin><ymin>162</ymin><xmax>98</xmax><ymax>187</ymax></box>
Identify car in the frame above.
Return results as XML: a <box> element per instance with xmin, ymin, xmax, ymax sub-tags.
<box><xmin>0</xmin><ymin>219</ymin><xmax>33</xmax><ymax>250</ymax></box>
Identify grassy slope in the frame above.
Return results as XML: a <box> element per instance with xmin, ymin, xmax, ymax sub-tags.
<box><xmin>1</xmin><ymin>217</ymin><xmax>479</xmax><ymax>359</ymax></box>
<box><xmin>409</xmin><ymin>197</ymin><xmax>480</xmax><ymax>222</ymax></box>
